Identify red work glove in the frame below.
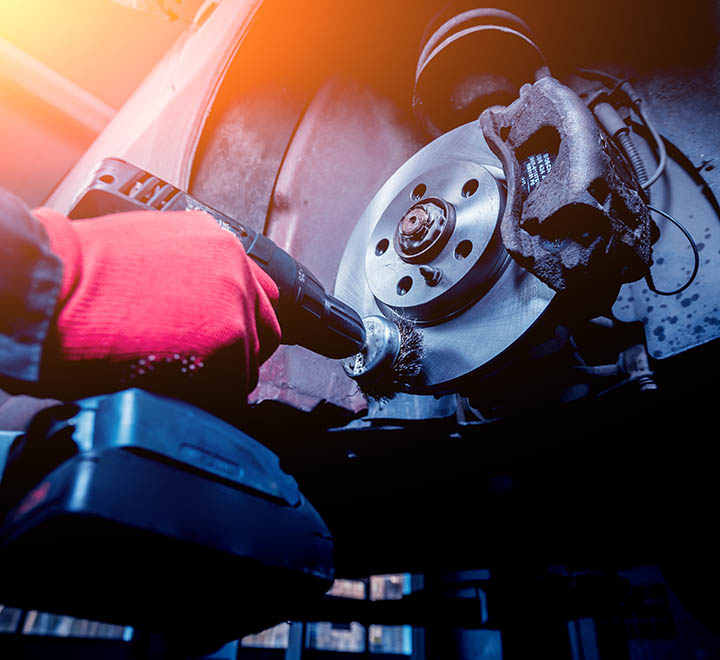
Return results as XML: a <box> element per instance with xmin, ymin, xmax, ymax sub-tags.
<box><xmin>34</xmin><ymin>208</ymin><xmax>281</xmax><ymax>398</ymax></box>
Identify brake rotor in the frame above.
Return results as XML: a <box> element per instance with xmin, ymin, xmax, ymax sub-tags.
<box><xmin>335</xmin><ymin>120</ymin><xmax>555</xmax><ymax>394</ymax></box>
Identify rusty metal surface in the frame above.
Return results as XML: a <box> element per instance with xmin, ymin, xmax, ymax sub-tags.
<box><xmin>481</xmin><ymin>77</ymin><xmax>654</xmax><ymax>299</ymax></box>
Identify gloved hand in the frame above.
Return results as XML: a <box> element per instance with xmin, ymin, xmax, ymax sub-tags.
<box><xmin>34</xmin><ymin>207</ymin><xmax>281</xmax><ymax>397</ymax></box>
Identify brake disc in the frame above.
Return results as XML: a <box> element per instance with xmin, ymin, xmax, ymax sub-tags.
<box><xmin>335</xmin><ymin>120</ymin><xmax>555</xmax><ymax>394</ymax></box>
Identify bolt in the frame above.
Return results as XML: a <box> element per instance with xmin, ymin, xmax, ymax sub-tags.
<box><xmin>419</xmin><ymin>265</ymin><xmax>442</xmax><ymax>286</ymax></box>
<box><xmin>394</xmin><ymin>198</ymin><xmax>454</xmax><ymax>263</ymax></box>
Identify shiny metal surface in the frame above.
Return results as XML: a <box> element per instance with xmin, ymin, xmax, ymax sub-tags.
<box><xmin>335</xmin><ymin>120</ymin><xmax>556</xmax><ymax>393</ymax></box>
<box><xmin>365</xmin><ymin>161</ymin><xmax>507</xmax><ymax>322</ymax></box>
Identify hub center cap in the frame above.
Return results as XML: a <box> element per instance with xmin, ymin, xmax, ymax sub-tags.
<box><xmin>394</xmin><ymin>198</ymin><xmax>454</xmax><ymax>263</ymax></box>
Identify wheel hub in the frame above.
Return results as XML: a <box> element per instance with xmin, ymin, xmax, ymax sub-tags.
<box><xmin>335</xmin><ymin>121</ymin><xmax>555</xmax><ymax>393</ymax></box>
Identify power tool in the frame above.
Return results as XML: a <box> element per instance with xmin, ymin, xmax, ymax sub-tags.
<box><xmin>69</xmin><ymin>157</ymin><xmax>369</xmax><ymax>362</ymax></box>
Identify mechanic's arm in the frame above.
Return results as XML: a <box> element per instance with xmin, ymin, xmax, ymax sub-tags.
<box><xmin>0</xmin><ymin>187</ymin><xmax>281</xmax><ymax>397</ymax></box>
<box><xmin>0</xmin><ymin>189</ymin><xmax>62</xmax><ymax>383</ymax></box>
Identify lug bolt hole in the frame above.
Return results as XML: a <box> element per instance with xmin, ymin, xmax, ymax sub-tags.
<box><xmin>375</xmin><ymin>238</ymin><xmax>389</xmax><ymax>256</ymax></box>
<box><xmin>462</xmin><ymin>179</ymin><xmax>479</xmax><ymax>197</ymax></box>
<box><xmin>411</xmin><ymin>183</ymin><xmax>427</xmax><ymax>201</ymax></box>
<box><xmin>454</xmin><ymin>240</ymin><xmax>473</xmax><ymax>260</ymax></box>
<box><xmin>397</xmin><ymin>276</ymin><xmax>413</xmax><ymax>296</ymax></box>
